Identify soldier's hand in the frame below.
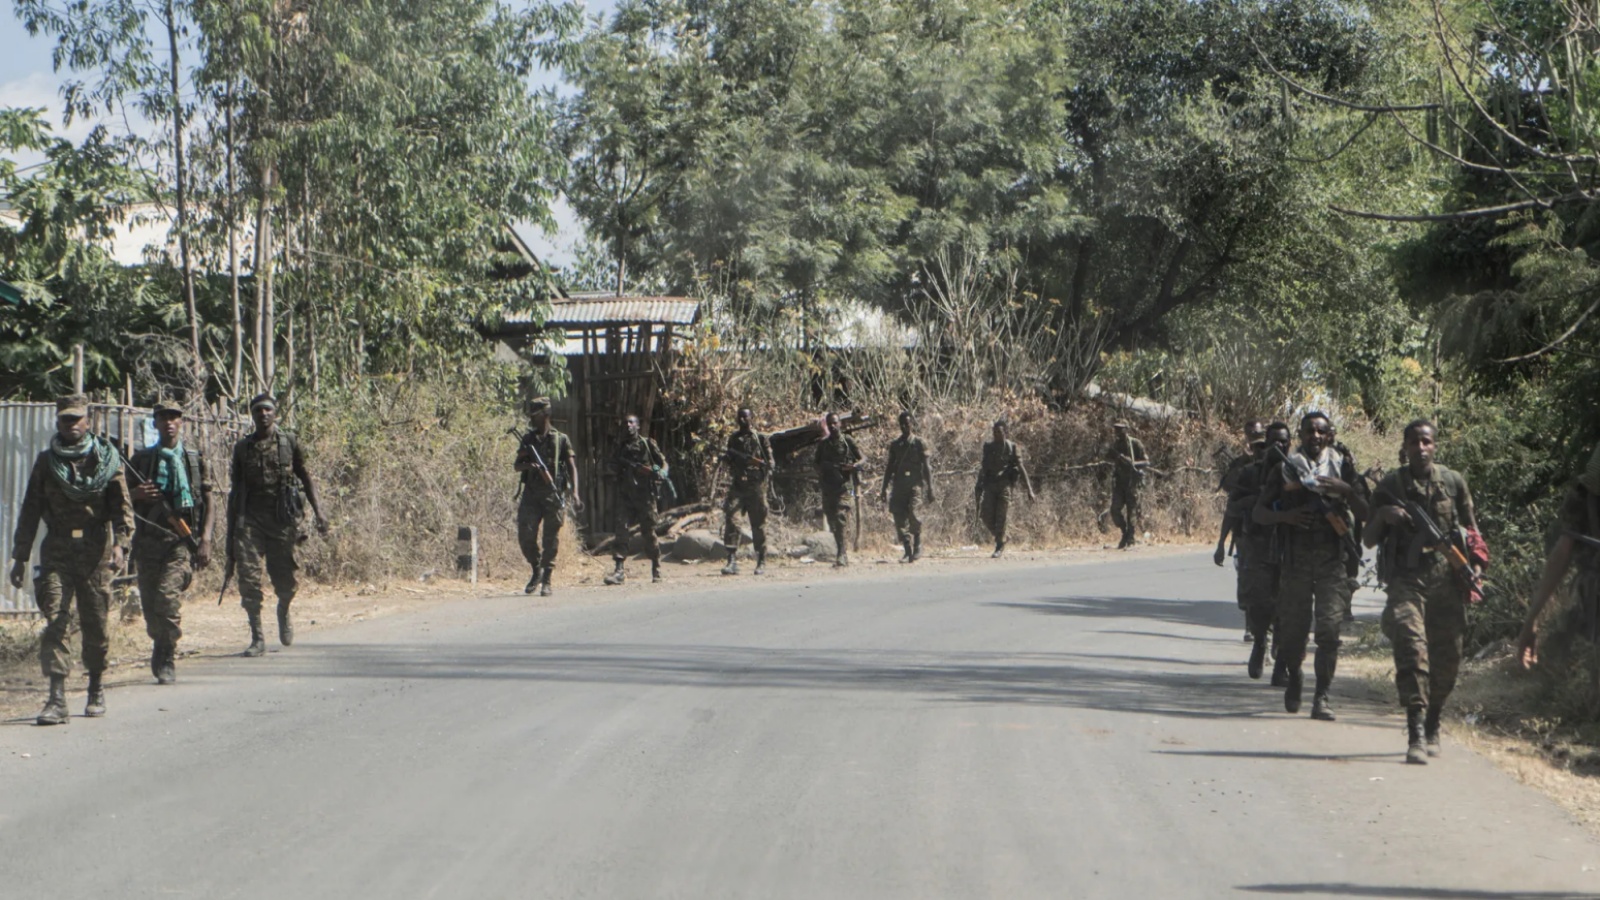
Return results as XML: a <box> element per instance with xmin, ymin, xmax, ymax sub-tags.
<box><xmin>1213</xmin><ymin>542</ymin><xmax>1227</xmax><ymax>567</ymax></box>
<box><xmin>1315</xmin><ymin>475</ymin><xmax>1352</xmax><ymax>496</ymax></box>
<box><xmin>1379</xmin><ymin>505</ymin><xmax>1411</xmax><ymax>527</ymax></box>
<box><xmin>1281</xmin><ymin>508</ymin><xmax>1317</xmax><ymax>528</ymax></box>
<box><xmin>194</xmin><ymin>539</ymin><xmax>212</xmax><ymax>569</ymax></box>
<box><xmin>315</xmin><ymin>514</ymin><xmax>330</xmax><ymax>535</ymax></box>
<box><xmin>572</xmin><ymin>495</ymin><xmax>585</xmax><ymax>513</ymax></box>
<box><xmin>132</xmin><ymin>481</ymin><xmax>162</xmax><ymax>502</ymax></box>
<box><xmin>109</xmin><ymin>546</ymin><xmax>125</xmax><ymax>573</ymax></box>
<box><xmin>1516</xmin><ymin>628</ymin><xmax>1538</xmax><ymax>670</ymax></box>
<box><xmin>7</xmin><ymin>560</ymin><xmax>24</xmax><ymax>589</ymax></box>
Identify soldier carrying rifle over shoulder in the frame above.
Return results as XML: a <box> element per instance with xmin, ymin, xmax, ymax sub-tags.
<box><xmin>514</xmin><ymin>397</ymin><xmax>580</xmax><ymax>597</ymax></box>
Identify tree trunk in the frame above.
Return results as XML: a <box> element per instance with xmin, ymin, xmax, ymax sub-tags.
<box><xmin>164</xmin><ymin>0</ymin><xmax>202</xmax><ymax>377</ymax></box>
<box><xmin>252</xmin><ymin>162</ymin><xmax>276</xmax><ymax>392</ymax></box>
<box><xmin>226</xmin><ymin>75</ymin><xmax>243</xmax><ymax>399</ymax></box>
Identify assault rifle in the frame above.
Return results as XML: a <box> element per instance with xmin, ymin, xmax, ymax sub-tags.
<box><xmin>1268</xmin><ymin>444</ymin><xmax>1362</xmax><ymax>561</ymax></box>
<box><xmin>1403</xmin><ymin>499</ymin><xmax>1481</xmax><ymax>593</ymax></box>
<box><xmin>511</xmin><ymin>427</ymin><xmax>564</xmax><ymax>507</ymax></box>
<box><xmin>1568</xmin><ymin>529</ymin><xmax>1600</xmax><ymax>552</ymax></box>
<box><xmin>115</xmin><ymin>444</ymin><xmax>201</xmax><ymax>553</ymax></box>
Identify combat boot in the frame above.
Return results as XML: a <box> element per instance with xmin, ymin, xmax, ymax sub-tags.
<box><xmin>1406</xmin><ymin>707</ymin><xmax>1428</xmax><ymax>765</ymax></box>
<box><xmin>1247</xmin><ymin>633</ymin><xmax>1268</xmax><ymax>680</ymax></box>
<box><xmin>525</xmin><ymin>569</ymin><xmax>541</xmax><ymax>595</ymax></box>
<box><xmin>1310</xmin><ymin>692</ymin><xmax>1335</xmax><ymax>721</ymax></box>
<box><xmin>834</xmin><ymin>550</ymin><xmax>849</xmax><ymax>568</ymax></box>
<box><xmin>1310</xmin><ymin>645</ymin><xmax>1338</xmax><ymax>719</ymax></box>
<box><xmin>721</xmin><ymin>550</ymin><xmax>740</xmax><ymax>576</ymax></box>
<box><xmin>603</xmin><ymin>560</ymin><xmax>626</xmax><ymax>586</ymax></box>
<box><xmin>277</xmin><ymin>599</ymin><xmax>294</xmax><ymax>647</ymax></box>
<box><xmin>1424</xmin><ymin>708</ymin><xmax>1443</xmax><ymax>758</ymax></box>
<box><xmin>899</xmin><ymin>538</ymin><xmax>913</xmax><ymax>563</ymax></box>
<box><xmin>911</xmin><ymin>533</ymin><xmax>922</xmax><ymax>561</ymax></box>
<box><xmin>991</xmin><ymin>540</ymin><xmax>1004</xmax><ymax>559</ymax></box>
<box><xmin>753</xmin><ymin>551</ymin><xmax>766</xmax><ymax>576</ymax></box>
<box><xmin>538</xmin><ymin>566</ymin><xmax>553</xmax><ymax>598</ymax></box>
<box><xmin>36</xmin><ymin>675</ymin><xmax>69</xmax><ymax>726</ymax></box>
<box><xmin>1284</xmin><ymin>668</ymin><xmax>1303</xmax><ymax>714</ymax></box>
<box><xmin>1270</xmin><ymin>656</ymin><xmax>1288</xmax><ymax>688</ymax></box>
<box><xmin>83</xmin><ymin>672</ymin><xmax>106</xmax><ymax>718</ymax></box>
<box><xmin>243</xmin><ymin>610</ymin><xmax>267</xmax><ymax>657</ymax></box>
<box><xmin>651</xmin><ymin>561</ymin><xmax>662</xmax><ymax>584</ymax></box>
<box><xmin>155</xmin><ymin>644</ymin><xmax>176</xmax><ymax>686</ymax></box>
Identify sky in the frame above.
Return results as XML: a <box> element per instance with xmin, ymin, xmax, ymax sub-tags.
<box><xmin>0</xmin><ymin>3</ymin><xmax>609</xmax><ymax>266</ymax></box>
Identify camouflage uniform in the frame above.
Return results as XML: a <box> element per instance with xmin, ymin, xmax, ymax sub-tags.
<box><xmin>1218</xmin><ymin>452</ymin><xmax>1256</xmax><ymax>610</ymax></box>
<box><xmin>976</xmin><ymin>439</ymin><xmax>1024</xmax><ymax>551</ymax></box>
<box><xmin>884</xmin><ymin>434</ymin><xmax>932</xmax><ymax>557</ymax></box>
<box><xmin>11</xmin><ymin>439</ymin><xmax>133</xmax><ymax>681</ymax></box>
<box><xmin>516</xmin><ymin>427</ymin><xmax>573</xmax><ymax>577</ymax></box>
<box><xmin>230</xmin><ymin>429</ymin><xmax>307</xmax><ymax>619</ymax></box>
<box><xmin>611</xmin><ymin>433</ymin><xmax>668</xmax><ymax>568</ymax></box>
<box><xmin>1227</xmin><ymin>454</ymin><xmax>1278</xmax><ymax>648</ymax></box>
<box><xmin>130</xmin><ymin>442</ymin><xmax>211</xmax><ymax>677</ymax></box>
<box><xmin>814</xmin><ymin>431</ymin><xmax>863</xmax><ymax>559</ymax></box>
<box><xmin>1374</xmin><ymin>465</ymin><xmax>1476</xmax><ymax>720</ymax></box>
<box><xmin>722</xmin><ymin>429</ymin><xmax>773</xmax><ymax>560</ymax></box>
<box><xmin>1108</xmin><ymin>434</ymin><xmax>1147</xmax><ymax>548</ymax></box>
<box><xmin>1255</xmin><ymin>448</ymin><xmax>1365</xmax><ymax>713</ymax></box>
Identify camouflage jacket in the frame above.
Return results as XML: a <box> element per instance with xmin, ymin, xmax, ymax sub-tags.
<box><xmin>11</xmin><ymin>445</ymin><xmax>133</xmax><ymax>564</ymax></box>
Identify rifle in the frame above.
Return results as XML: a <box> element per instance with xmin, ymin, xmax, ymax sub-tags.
<box><xmin>1568</xmin><ymin>529</ymin><xmax>1600</xmax><ymax>552</ymax></box>
<box><xmin>115</xmin><ymin>444</ymin><xmax>201</xmax><ymax>552</ymax></box>
<box><xmin>1402</xmin><ymin>499</ymin><xmax>1481</xmax><ymax>593</ymax></box>
<box><xmin>513</xmin><ymin>427</ymin><xmax>565</xmax><ymax>507</ymax></box>
<box><xmin>1268</xmin><ymin>445</ymin><xmax>1361</xmax><ymax>561</ymax></box>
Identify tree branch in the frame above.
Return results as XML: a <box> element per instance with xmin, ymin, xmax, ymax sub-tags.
<box><xmin>1330</xmin><ymin>193</ymin><xmax>1590</xmax><ymax>222</ymax></box>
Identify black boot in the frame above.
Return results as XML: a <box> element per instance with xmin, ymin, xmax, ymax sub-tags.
<box><xmin>900</xmin><ymin>538</ymin><xmax>913</xmax><ymax>563</ymax></box>
<box><xmin>155</xmin><ymin>642</ymin><xmax>176</xmax><ymax>685</ymax></box>
<box><xmin>277</xmin><ymin>599</ymin><xmax>295</xmax><ymax>647</ymax></box>
<box><xmin>604</xmin><ymin>559</ymin><xmax>626</xmax><ymax>585</ymax></box>
<box><xmin>651</xmin><ymin>560</ymin><xmax>662</xmax><ymax>584</ymax></box>
<box><xmin>1424</xmin><ymin>707</ymin><xmax>1443</xmax><ymax>757</ymax></box>
<box><xmin>36</xmin><ymin>674</ymin><xmax>69</xmax><ymax>726</ymax></box>
<box><xmin>539</xmin><ymin>566</ymin><xmax>554</xmax><ymax>597</ymax></box>
<box><xmin>244</xmin><ymin>610</ymin><xmax>267</xmax><ymax>657</ymax></box>
<box><xmin>753</xmin><ymin>551</ymin><xmax>766</xmax><ymax>576</ymax></box>
<box><xmin>1270</xmin><ymin>655</ymin><xmax>1288</xmax><ymax>688</ymax></box>
<box><xmin>834</xmin><ymin>536</ymin><xmax>849</xmax><ymax>568</ymax></box>
<box><xmin>1310</xmin><ymin>645</ymin><xmax>1337</xmax><ymax>720</ymax></box>
<box><xmin>1406</xmin><ymin>707</ymin><xmax>1428</xmax><ymax>765</ymax></box>
<box><xmin>991</xmin><ymin>540</ymin><xmax>1004</xmax><ymax>559</ymax></box>
<box><xmin>525</xmin><ymin>568</ymin><xmax>541</xmax><ymax>594</ymax></box>
<box><xmin>83</xmin><ymin>672</ymin><xmax>106</xmax><ymax>718</ymax></box>
<box><xmin>911</xmin><ymin>533</ymin><xmax>922</xmax><ymax>561</ymax></box>
<box><xmin>1284</xmin><ymin>667</ymin><xmax>1303</xmax><ymax>714</ymax></box>
<box><xmin>1247</xmin><ymin>633</ymin><xmax>1268</xmax><ymax>680</ymax></box>
<box><xmin>721</xmin><ymin>550</ymin><xmax>740</xmax><ymax>576</ymax></box>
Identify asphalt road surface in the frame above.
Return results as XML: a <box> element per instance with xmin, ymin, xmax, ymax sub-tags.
<box><xmin>3</xmin><ymin>551</ymin><xmax>1599</xmax><ymax>899</ymax></box>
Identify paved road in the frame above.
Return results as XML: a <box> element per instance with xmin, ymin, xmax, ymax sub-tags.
<box><xmin>3</xmin><ymin>552</ymin><xmax>1598</xmax><ymax>899</ymax></box>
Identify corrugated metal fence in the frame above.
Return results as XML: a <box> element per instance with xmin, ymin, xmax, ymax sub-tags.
<box><xmin>1</xmin><ymin>402</ymin><xmax>246</xmax><ymax>615</ymax></box>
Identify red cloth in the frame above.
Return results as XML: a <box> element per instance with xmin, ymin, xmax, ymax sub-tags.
<box><xmin>1464</xmin><ymin>528</ymin><xmax>1490</xmax><ymax>604</ymax></box>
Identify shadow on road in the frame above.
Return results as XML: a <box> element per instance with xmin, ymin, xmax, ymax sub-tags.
<box><xmin>1238</xmin><ymin>885</ymin><xmax>1600</xmax><ymax>899</ymax></box>
<box><xmin>1155</xmin><ymin>749</ymin><xmax>1400</xmax><ymax>764</ymax></box>
<box><xmin>987</xmin><ymin>595</ymin><xmax>1241</xmax><ymax>632</ymax></box>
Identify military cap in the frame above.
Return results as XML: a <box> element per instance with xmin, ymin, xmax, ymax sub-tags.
<box><xmin>526</xmin><ymin>397</ymin><xmax>551</xmax><ymax>415</ymax></box>
<box><xmin>1581</xmin><ymin>442</ymin><xmax>1600</xmax><ymax>495</ymax></box>
<box><xmin>56</xmin><ymin>393</ymin><xmax>89</xmax><ymax>418</ymax></box>
<box><xmin>1112</xmin><ymin>420</ymin><xmax>1130</xmax><ymax>429</ymax></box>
<box><xmin>249</xmin><ymin>393</ymin><xmax>277</xmax><ymax>411</ymax></box>
<box><xmin>152</xmin><ymin>398</ymin><xmax>184</xmax><ymax>417</ymax></box>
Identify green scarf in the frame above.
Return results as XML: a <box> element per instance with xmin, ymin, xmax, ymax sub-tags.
<box><xmin>153</xmin><ymin>442</ymin><xmax>194</xmax><ymax>509</ymax></box>
<box><xmin>47</xmin><ymin>434</ymin><xmax>121</xmax><ymax>503</ymax></box>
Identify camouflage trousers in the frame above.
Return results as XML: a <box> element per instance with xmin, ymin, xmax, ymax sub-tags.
<box><xmin>1381</xmin><ymin>555</ymin><xmax>1466</xmax><ymax>713</ymax></box>
<box><xmin>822</xmin><ymin>486</ymin><xmax>853</xmax><ymax>548</ymax></box>
<box><xmin>34</xmin><ymin>549</ymin><xmax>113</xmax><ymax>678</ymax></box>
<box><xmin>1235</xmin><ymin>537</ymin><xmax>1278</xmax><ymax>639</ymax></box>
<box><xmin>517</xmin><ymin>492</ymin><xmax>564</xmax><ymax>569</ymax></box>
<box><xmin>237</xmin><ymin>513</ymin><xmax>298</xmax><ymax>614</ymax></box>
<box><xmin>888</xmin><ymin>484</ymin><xmax>924</xmax><ymax>547</ymax></box>
<box><xmin>613</xmin><ymin>491</ymin><xmax>660</xmax><ymax>563</ymax></box>
<box><xmin>1276</xmin><ymin>535</ymin><xmax>1350</xmax><ymax>681</ymax></box>
<box><xmin>1110</xmin><ymin>478</ymin><xmax>1141</xmax><ymax>541</ymax></box>
<box><xmin>134</xmin><ymin>538</ymin><xmax>190</xmax><ymax>650</ymax></box>
<box><xmin>722</xmin><ymin>483</ymin><xmax>768</xmax><ymax>554</ymax></box>
<box><xmin>978</xmin><ymin>484</ymin><xmax>1011</xmax><ymax>546</ymax></box>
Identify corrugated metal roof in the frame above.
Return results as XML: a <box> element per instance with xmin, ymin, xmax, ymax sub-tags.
<box><xmin>501</xmin><ymin>295</ymin><xmax>701</xmax><ymax>328</ymax></box>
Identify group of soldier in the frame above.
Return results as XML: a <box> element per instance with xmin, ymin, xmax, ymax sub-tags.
<box><xmin>10</xmin><ymin>392</ymin><xmax>324</xmax><ymax>726</ymax></box>
<box><xmin>1214</xmin><ymin>413</ymin><xmax>1500</xmax><ymax>764</ymax></box>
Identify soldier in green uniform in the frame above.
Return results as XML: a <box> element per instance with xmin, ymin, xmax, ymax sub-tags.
<box><xmin>8</xmin><ymin>394</ymin><xmax>133</xmax><ymax>724</ymax></box>
<box><xmin>814</xmin><ymin>412</ymin><xmax>864</xmax><ymax>567</ymax></box>
<box><xmin>1517</xmin><ymin>443</ymin><xmax>1600</xmax><ymax>671</ymax></box>
<box><xmin>720</xmin><ymin>408</ymin><xmax>773</xmax><ymax>576</ymax></box>
<box><xmin>129</xmin><ymin>400</ymin><xmax>215</xmax><ymax>684</ymax></box>
<box><xmin>604</xmin><ymin>413</ymin><xmax>668</xmax><ymax>585</ymax></box>
<box><xmin>1107</xmin><ymin>421</ymin><xmax>1148</xmax><ymax>550</ymax></box>
<box><xmin>975</xmin><ymin>420</ymin><xmax>1034</xmax><ymax>558</ymax></box>
<box><xmin>229</xmin><ymin>394</ymin><xmax>328</xmax><ymax>657</ymax></box>
<box><xmin>1217</xmin><ymin>420</ymin><xmax>1268</xmax><ymax>641</ymax></box>
<box><xmin>1367</xmin><ymin>419</ymin><xmax>1485</xmax><ymax>764</ymax></box>
<box><xmin>1228</xmin><ymin>422</ymin><xmax>1289</xmax><ymax>680</ymax></box>
<box><xmin>1253</xmin><ymin>412</ymin><xmax>1368</xmax><ymax>721</ymax></box>
<box><xmin>515</xmin><ymin>397</ymin><xmax>580</xmax><ymax>596</ymax></box>
<box><xmin>881</xmin><ymin>411</ymin><xmax>935</xmax><ymax>563</ymax></box>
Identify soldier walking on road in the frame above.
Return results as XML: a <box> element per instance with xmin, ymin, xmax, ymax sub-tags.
<box><xmin>815</xmin><ymin>412</ymin><xmax>864</xmax><ymax>567</ymax></box>
<box><xmin>605</xmin><ymin>414</ymin><xmax>668</xmax><ymax>585</ymax></box>
<box><xmin>1228</xmin><ymin>422</ymin><xmax>1288</xmax><ymax>680</ymax></box>
<box><xmin>881</xmin><ymin>411</ymin><xmax>935</xmax><ymax>563</ymax></box>
<box><xmin>721</xmin><ymin>408</ymin><xmax>773</xmax><ymax>576</ymax></box>
<box><xmin>229</xmin><ymin>394</ymin><xmax>328</xmax><ymax>658</ymax></box>
<box><xmin>8</xmin><ymin>394</ymin><xmax>133</xmax><ymax>724</ymax></box>
<box><xmin>1217</xmin><ymin>419</ymin><xmax>1268</xmax><ymax>640</ymax></box>
<box><xmin>1367</xmin><ymin>420</ymin><xmax>1487</xmax><ymax>764</ymax></box>
<box><xmin>976</xmin><ymin>420</ymin><xmax>1033</xmax><ymax>558</ymax></box>
<box><xmin>515</xmin><ymin>398</ymin><xmax>579</xmax><ymax>596</ymax></box>
<box><xmin>129</xmin><ymin>400</ymin><xmax>215</xmax><ymax>684</ymax></box>
<box><xmin>1107</xmin><ymin>421</ymin><xmax>1148</xmax><ymax>550</ymax></box>
<box><xmin>1517</xmin><ymin>443</ymin><xmax>1600</xmax><ymax>671</ymax></box>
<box><xmin>1253</xmin><ymin>412</ymin><xmax>1368</xmax><ymax>721</ymax></box>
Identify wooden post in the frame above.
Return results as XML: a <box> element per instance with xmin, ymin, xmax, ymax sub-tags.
<box><xmin>455</xmin><ymin>526</ymin><xmax>478</xmax><ymax>584</ymax></box>
<box><xmin>73</xmin><ymin>344</ymin><xmax>85</xmax><ymax>394</ymax></box>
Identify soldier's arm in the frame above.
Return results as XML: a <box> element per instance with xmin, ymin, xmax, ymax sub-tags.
<box><xmin>651</xmin><ymin>438</ymin><xmax>669</xmax><ymax>475</ymax></box>
<box><xmin>1016</xmin><ymin>449</ymin><xmax>1035</xmax><ymax>497</ymax></box>
<box><xmin>562</xmin><ymin>438</ymin><xmax>582</xmax><ymax>507</ymax></box>
<box><xmin>514</xmin><ymin>435</ymin><xmax>535</xmax><ymax>473</ymax></box>
<box><xmin>1340</xmin><ymin>456</ymin><xmax>1370</xmax><ymax>522</ymax></box>
<box><xmin>109</xmin><ymin>467</ymin><xmax>134</xmax><ymax>549</ymax></box>
<box><xmin>1134</xmin><ymin>439</ymin><xmax>1148</xmax><ymax>464</ymax></box>
<box><xmin>291</xmin><ymin>438</ymin><xmax>329</xmax><ymax>529</ymax></box>
<box><xmin>196</xmin><ymin>459</ymin><xmax>218</xmax><ymax>565</ymax></box>
<box><xmin>1362</xmin><ymin>484</ymin><xmax>1396</xmax><ymax>548</ymax></box>
<box><xmin>11</xmin><ymin>457</ymin><xmax>45</xmax><ymax>564</ymax></box>
<box><xmin>1456</xmin><ymin>474</ymin><xmax>1479</xmax><ymax>532</ymax></box>
<box><xmin>921</xmin><ymin>442</ymin><xmax>935</xmax><ymax>497</ymax></box>
<box><xmin>880</xmin><ymin>444</ymin><xmax>895</xmax><ymax>493</ymax></box>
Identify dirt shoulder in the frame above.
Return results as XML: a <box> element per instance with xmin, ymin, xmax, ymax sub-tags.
<box><xmin>0</xmin><ymin>538</ymin><xmax>1198</xmax><ymax>725</ymax></box>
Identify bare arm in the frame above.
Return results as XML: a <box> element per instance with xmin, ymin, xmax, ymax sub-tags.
<box><xmin>292</xmin><ymin>442</ymin><xmax>328</xmax><ymax>531</ymax></box>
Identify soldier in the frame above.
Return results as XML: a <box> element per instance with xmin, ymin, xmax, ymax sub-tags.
<box><xmin>814</xmin><ymin>411</ymin><xmax>864</xmax><ymax>567</ymax></box>
<box><xmin>1517</xmin><ymin>443</ymin><xmax>1600</xmax><ymax>670</ymax></box>
<box><xmin>881</xmin><ymin>411</ymin><xmax>935</xmax><ymax>563</ymax></box>
<box><xmin>515</xmin><ymin>397</ymin><xmax>580</xmax><ymax>596</ymax></box>
<box><xmin>1229</xmin><ymin>422</ymin><xmax>1289</xmax><ymax>680</ymax></box>
<box><xmin>229</xmin><ymin>394</ymin><xmax>328</xmax><ymax>658</ymax></box>
<box><xmin>975</xmin><ymin>419</ymin><xmax>1033</xmax><ymax>558</ymax></box>
<box><xmin>1366</xmin><ymin>419</ymin><xmax>1486</xmax><ymax>764</ymax></box>
<box><xmin>8</xmin><ymin>394</ymin><xmax>133</xmax><ymax>724</ymax></box>
<box><xmin>129</xmin><ymin>400</ymin><xmax>215</xmax><ymax>684</ymax></box>
<box><xmin>604</xmin><ymin>413</ymin><xmax>667</xmax><ymax>585</ymax></box>
<box><xmin>1217</xmin><ymin>419</ymin><xmax>1268</xmax><ymax>641</ymax></box>
<box><xmin>1253</xmin><ymin>411</ymin><xmax>1368</xmax><ymax>721</ymax></box>
<box><xmin>1107</xmin><ymin>421</ymin><xmax>1148</xmax><ymax>550</ymax></box>
<box><xmin>720</xmin><ymin>408</ymin><xmax>773</xmax><ymax>576</ymax></box>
